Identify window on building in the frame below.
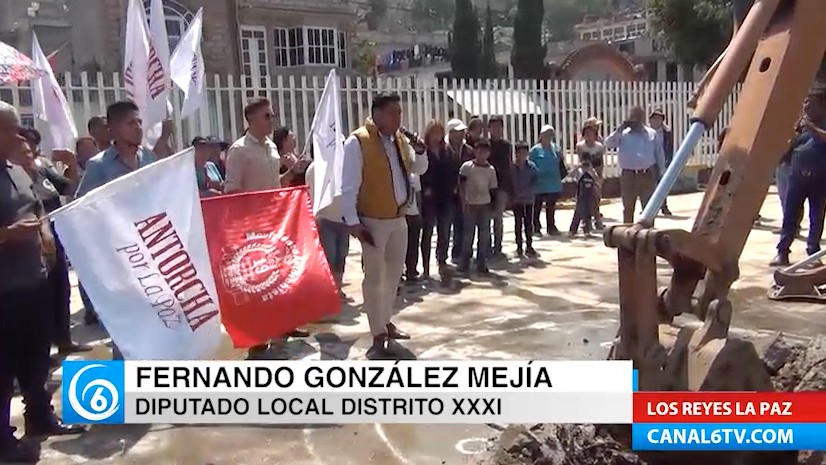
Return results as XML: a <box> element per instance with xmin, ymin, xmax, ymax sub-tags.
<box><xmin>307</xmin><ymin>27</ymin><xmax>338</xmax><ymax>65</ymax></box>
<box><xmin>614</xmin><ymin>27</ymin><xmax>626</xmax><ymax>40</ymax></box>
<box><xmin>288</xmin><ymin>28</ymin><xmax>305</xmax><ymax>66</ymax></box>
<box><xmin>666</xmin><ymin>62</ymin><xmax>678</xmax><ymax>81</ymax></box>
<box><xmin>338</xmin><ymin>31</ymin><xmax>347</xmax><ymax>68</ymax></box>
<box><xmin>618</xmin><ymin>41</ymin><xmax>635</xmax><ymax>55</ymax></box>
<box><xmin>602</xmin><ymin>28</ymin><xmax>614</xmax><ymax>40</ymax></box>
<box><xmin>240</xmin><ymin>26</ymin><xmax>269</xmax><ymax>96</ymax></box>
<box><xmin>273</xmin><ymin>28</ymin><xmax>288</xmax><ymax>68</ymax></box>
<box><xmin>627</xmin><ymin>22</ymin><xmax>647</xmax><ymax>39</ymax></box>
<box><xmin>267</xmin><ymin>27</ymin><xmax>348</xmax><ymax>68</ymax></box>
<box><xmin>144</xmin><ymin>0</ymin><xmax>194</xmax><ymax>52</ymax></box>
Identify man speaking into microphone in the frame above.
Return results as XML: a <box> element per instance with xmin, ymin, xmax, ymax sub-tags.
<box><xmin>340</xmin><ymin>93</ymin><xmax>428</xmax><ymax>360</ymax></box>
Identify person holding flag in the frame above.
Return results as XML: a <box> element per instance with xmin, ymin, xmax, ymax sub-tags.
<box><xmin>225</xmin><ymin>97</ymin><xmax>311</xmax><ymax>359</ymax></box>
<box><xmin>340</xmin><ymin>93</ymin><xmax>428</xmax><ymax>359</ymax></box>
<box><xmin>0</xmin><ymin>103</ymin><xmax>85</xmax><ymax>463</ymax></box>
<box><xmin>75</xmin><ymin>100</ymin><xmax>162</xmax><ymax>360</ymax></box>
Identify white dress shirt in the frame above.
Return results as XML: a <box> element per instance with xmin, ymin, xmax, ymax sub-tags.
<box><xmin>340</xmin><ymin>132</ymin><xmax>429</xmax><ymax>225</ymax></box>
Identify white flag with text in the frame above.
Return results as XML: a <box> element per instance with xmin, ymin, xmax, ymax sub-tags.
<box><xmin>170</xmin><ymin>8</ymin><xmax>204</xmax><ymax>118</ymax></box>
<box><xmin>31</xmin><ymin>32</ymin><xmax>77</xmax><ymax>150</ymax></box>
<box><xmin>51</xmin><ymin>149</ymin><xmax>222</xmax><ymax>360</ymax></box>
<box><xmin>124</xmin><ymin>0</ymin><xmax>168</xmax><ymax>147</ymax></box>
<box><xmin>310</xmin><ymin>70</ymin><xmax>346</xmax><ymax>216</ymax></box>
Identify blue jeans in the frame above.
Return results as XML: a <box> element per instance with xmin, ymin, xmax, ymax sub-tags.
<box><xmin>422</xmin><ymin>201</ymin><xmax>454</xmax><ymax>266</ymax></box>
<box><xmin>778</xmin><ymin>170</ymin><xmax>826</xmax><ymax>256</ymax></box>
<box><xmin>460</xmin><ymin>204</ymin><xmax>492</xmax><ymax>269</ymax></box>
<box><xmin>318</xmin><ymin>219</ymin><xmax>349</xmax><ymax>274</ymax></box>
<box><xmin>776</xmin><ymin>163</ymin><xmax>791</xmax><ymax>211</ymax></box>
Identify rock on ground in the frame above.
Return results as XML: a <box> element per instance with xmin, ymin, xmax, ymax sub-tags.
<box><xmin>479</xmin><ymin>334</ymin><xmax>826</xmax><ymax>465</ymax></box>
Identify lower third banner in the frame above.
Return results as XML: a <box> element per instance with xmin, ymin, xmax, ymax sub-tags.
<box><xmin>200</xmin><ymin>187</ymin><xmax>340</xmax><ymax>347</ymax></box>
<box><xmin>632</xmin><ymin>423</ymin><xmax>826</xmax><ymax>451</ymax></box>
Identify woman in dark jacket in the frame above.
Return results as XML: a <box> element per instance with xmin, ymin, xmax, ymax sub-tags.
<box><xmin>419</xmin><ymin>120</ymin><xmax>457</xmax><ymax>278</ymax></box>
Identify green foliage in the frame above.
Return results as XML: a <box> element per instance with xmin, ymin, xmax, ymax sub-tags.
<box><xmin>450</xmin><ymin>0</ymin><xmax>482</xmax><ymax>78</ymax></box>
<box><xmin>544</xmin><ymin>0</ymin><xmax>612</xmax><ymax>42</ymax></box>
<box><xmin>511</xmin><ymin>0</ymin><xmax>546</xmax><ymax>78</ymax></box>
<box><xmin>481</xmin><ymin>3</ymin><xmax>499</xmax><ymax>77</ymax></box>
<box><xmin>647</xmin><ymin>0</ymin><xmax>733</xmax><ymax>66</ymax></box>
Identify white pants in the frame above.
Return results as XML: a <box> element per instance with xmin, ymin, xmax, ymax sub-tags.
<box><xmin>360</xmin><ymin>217</ymin><xmax>408</xmax><ymax>336</ymax></box>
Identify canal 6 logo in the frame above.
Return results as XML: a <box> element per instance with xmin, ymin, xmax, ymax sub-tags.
<box><xmin>61</xmin><ymin>361</ymin><xmax>125</xmax><ymax>424</ymax></box>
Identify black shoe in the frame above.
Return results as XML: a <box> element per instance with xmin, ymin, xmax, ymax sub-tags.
<box><xmin>25</xmin><ymin>419</ymin><xmax>87</xmax><ymax>437</ymax></box>
<box><xmin>247</xmin><ymin>344</ymin><xmax>269</xmax><ymax>360</ymax></box>
<box><xmin>476</xmin><ymin>264</ymin><xmax>490</xmax><ymax>274</ymax></box>
<box><xmin>515</xmin><ymin>249</ymin><xmax>524</xmax><ymax>258</ymax></box>
<box><xmin>533</xmin><ymin>231</ymin><xmax>542</xmax><ymax>237</ymax></box>
<box><xmin>548</xmin><ymin>228</ymin><xmax>561</xmax><ymax>236</ymax></box>
<box><xmin>366</xmin><ymin>335</ymin><xmax>394</xmax><ymax>360</ymax></box>
<box><xmin>386</xmin><ymin>322</ymin><xmax>411</xmax><ymax>340</ymax></box>
<box><xmin>0</xmin><ymin>439</ymin><xmax>38</xmax><ymax>463</ymax></box>
<box><xmin>770</xmin><ymin>254</ymin><xmax>790</xmax><ymax>267</ymax></box>
<box><xmin>526</xmin><ymin>247</ymin><xmax>538</xmax><ymax>257</ymax></box>
<box><xmin>287</xmin><ymin>329</ymin><xmax>310</xmax><ymax>338</ymax></box>
<box><xmin>662</xmin><ymin>207</ymin><xmax>673</xmax><ymax>216</ymax></box>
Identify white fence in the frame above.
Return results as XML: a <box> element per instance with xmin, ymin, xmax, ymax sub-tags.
<box><xmin>0</xmin><ymin>73</ymin><xmax>741</xmax><ymax>177</ymax></box>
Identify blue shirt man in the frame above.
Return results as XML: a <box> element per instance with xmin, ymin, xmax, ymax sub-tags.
<box><xmin>773</xmin><ymin>111</ymin><xmax>826</xmax><ymax>265</ymax></box>
<box><xmin>75</xmin><ymin>146</ymin><xmax>158</xmax><ymax>197</ymax></box>
<box><xmin>73</xmin><ymin>100</ymin><xmax>160</xmax><ymax>360</ymax></box>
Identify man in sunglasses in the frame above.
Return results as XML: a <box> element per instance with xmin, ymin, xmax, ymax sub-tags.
<box><xmin>225</xmin><ymin>97</ymin><xmax>310</xmax><ymax>359</ymax></box>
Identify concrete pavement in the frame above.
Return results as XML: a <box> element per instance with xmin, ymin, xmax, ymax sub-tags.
<box><xmin>12</xmin><ymin>188</ymin><xmax>826</xmax><ymax>465</ymax></box>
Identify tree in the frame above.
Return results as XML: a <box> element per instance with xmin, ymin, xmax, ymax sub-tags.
<box><xmin>450</xmin><ymin>0</ymin><xmax>482</xmax><ymax>78</ymax></box>
<box><xmin>647</xmin><ymin>0</ymin><xmax>733</xmax><ymax>66</ymax></box>
<box><xmin>544</xmin><ymin>0</ymin><xmax>612</xmax><ymax>42</ymax></box>
<box><xmin>511</xmin><ymin>0</ymin><xmax>547</xmax><ymax>78</ymax></box>
<box><xmin>650</xmin><ymin>0</ymin><xmax>826</xmax><ymax>77</ymax></box>
<box><xmin>480</xmin><ymin>3</ymin><xmax>498</xmax><ymax>77</ymax></box>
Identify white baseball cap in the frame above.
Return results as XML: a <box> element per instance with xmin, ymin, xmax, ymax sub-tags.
<box><xmin>539</xmin><ymin>124</ymin><xmax>555</xmax><ymax>135</ymax></box>
<box><xmin>446</xmin><ymin>119</ymin><xmax>468</xmax><ymax>133</ymax></box>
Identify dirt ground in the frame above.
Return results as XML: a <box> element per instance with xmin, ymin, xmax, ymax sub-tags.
<box><xmin>12</xmin><ymin>188</ymin><xmax>826</xmax><ymax>465</ymax></box>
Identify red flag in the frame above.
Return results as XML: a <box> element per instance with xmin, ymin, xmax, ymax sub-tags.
<box><xmin>200</xmin><ymin>186</ymin><xmax>340</xmax><ymax>348</ymax></box>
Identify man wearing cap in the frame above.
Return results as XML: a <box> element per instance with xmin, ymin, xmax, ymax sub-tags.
<box><xmin>340</xmin><ymin>93</ymin><xmax>428</xmax><ymax>359</ymax></box>
<box><xmin>445</xmin><ymin>118</ymin><xmax>474</xmax><ymax>262</ymax></box>
<box><xmin>605</xmin><ymin>106</ymin><xmax>665</xmax><ymax>224</ymax></box>
<box><xmin>649</xmin><ymin>110</ymin><xmax>674</xmax><ymax>216</ymax></box>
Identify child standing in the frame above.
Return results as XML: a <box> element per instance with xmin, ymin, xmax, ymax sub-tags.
<box><xmin>568</xmin><ymin>160</ymin><xmax>598</xmax><ymax>238</ymax></box>
<box><xmin>458</xmin><ymin>139</ymin><xmax>498</xmax><ymax>274</ymax></box>
<box><xmin>511</xmin><ymin>142</ymin><xmax>538</xmax><ymax>258</ymax></box>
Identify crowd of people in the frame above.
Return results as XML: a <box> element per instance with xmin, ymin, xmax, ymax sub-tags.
<box><xmin>0</xmin><ymin>89</ymin><xmax>690</xmax><ymax>461</ymax></box>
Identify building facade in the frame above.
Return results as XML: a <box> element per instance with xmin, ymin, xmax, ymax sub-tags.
<box><xmin>1</xmin><ymin>0</ymin><xmax>361</xmax><ymax>79</ymax></box>
<box><xmin>572</xmin><ymin>5</ymin><xmax>702</xmax><ymax>82</ymax></box>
